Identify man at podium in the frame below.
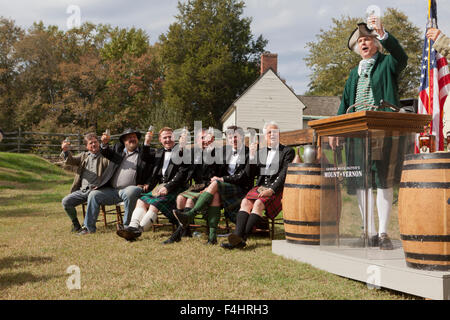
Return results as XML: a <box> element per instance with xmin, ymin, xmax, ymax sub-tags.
<box><xmin>329</xmin><ymin>16</ymin><xmax>408</xmax><ymax>250</ymax></box>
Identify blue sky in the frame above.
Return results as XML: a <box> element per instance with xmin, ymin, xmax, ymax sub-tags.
<box><xmin>1</xmin><ymin>0</ymin><xmax>449</xmax><ymax>94</ymax></box>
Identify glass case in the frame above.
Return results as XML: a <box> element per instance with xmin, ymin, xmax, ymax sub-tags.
<box><xmin>319</xmin><ymin>129</ymin><xmax>416</xmax><ymax>259</ymax></box>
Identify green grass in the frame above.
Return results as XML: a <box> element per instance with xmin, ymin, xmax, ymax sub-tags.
<box><xmin>0</xmin><ymin>152</ymin><xmax>418</xmax><ymax>300</ymax></box>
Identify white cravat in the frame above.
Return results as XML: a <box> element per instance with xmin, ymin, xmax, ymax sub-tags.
<box><xmin>265</xmin><ymin>149</ymin><xmax>277</xmax><ymax>172</ymax></box>
<box><xmin>227</xmin><ymin>150</ymin><xmax>239</xmax><ymax>175</ymax></box>
<box><xmin>162</xmin><ymin>150</ymin><xmax>172</xmax><ymax>176</ymax></box>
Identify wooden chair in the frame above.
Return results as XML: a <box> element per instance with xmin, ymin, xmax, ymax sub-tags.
<box><xmin>151</xmin><ymin>211</ymin><xmax>176</xmax><ymax>232</ymax></box>
<box><xmin>81</xmin><ymin>202</ymin><xmax>124</xmax><ymax>230</ymax></box>
<box><xmin>252</xmin><ymin>213</ymin><xmax>284</xmax><ymax>240</ymax></box>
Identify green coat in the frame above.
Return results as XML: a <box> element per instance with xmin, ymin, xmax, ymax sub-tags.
<box><xmin>338</xmin><ymin>33</ymin><xmax>408</xmax><ymax>115</ymax></box>
<box><xmin>338</xmin><ymin>33</ymin><xmax>408</xmax><ymax>191</ymax></box>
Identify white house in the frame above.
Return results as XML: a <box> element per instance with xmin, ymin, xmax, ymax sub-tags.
<box><xmin>220</xmin><ymin>53</ymin><xmax>306</xmax><ymax>133</ymax></box>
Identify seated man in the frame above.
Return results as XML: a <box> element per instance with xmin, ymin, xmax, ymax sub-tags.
<box><xmin>116</xmin><ymin>127</ymin><xmax>189</xmax><ymax>243</ymax></box>
<box><xmin>221</xmin><ymin>121</ymin><xmax>294</xmax><ymax>249</ymax></box>
<box><xmin>61</xmin><ymin>133</ymin><xmax>109</xmax><ymax>232</ymax></box>
<box><xmin>79</xmin><ymin>128</ymin><xmax>154</xmax><ymax>234</ymax></box>
<box><xmin>174</xmin><ymin>126</ymin><xmax>253</xmax><ymax>245</ymax></box>
<box><xmin>166</xmin><ymin>128</ymin><xmax>219</xmax><ymax>244</ymax></box>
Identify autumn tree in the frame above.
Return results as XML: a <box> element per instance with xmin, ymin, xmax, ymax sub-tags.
<box><xmin>160</xmin><ymin>0</ymin><xmax>267</xmax><ymax>128</ymax></box>
<box><xmin>0</xmin><ymin>18</ymin><xmax>23</xmax><ymax>131</ymax></box>
<box><xmin>305</xmin><ymin>8</ymin><xmax>422</xmax><ymax>99</ymax></box>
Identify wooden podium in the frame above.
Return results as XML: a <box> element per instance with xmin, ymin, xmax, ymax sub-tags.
<box><xmin>308</xmin><ymin>111</ymin><xmax>432</xmax><ymax>140</ymax></box>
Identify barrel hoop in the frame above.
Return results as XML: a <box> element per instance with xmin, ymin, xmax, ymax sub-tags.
<box><xmin>286</xmin><ymin>239</ymin><xmax>320</xmax><ymax>246</ymax></box>
<box><xmin>399</xmin><ymin>182</ymin><xmax>450</xmax><ymax>189</ymax></box>
<box><xmin>402</xmin><ymin>163</ymin><xmax>450</xmax><ymax>170</ymax></box>
<box><xmin>284</xmin><ymin>183</ymin><xmax>321</xmax><ymax>190</ymax></box>
<box><xmin>284</xmin><ymin>219</ymin><xmax>337</xmax><ymax>227</ymax></box>
<box><xmin>287</xmin><ymin>170</ymin><xmax>321</xmax><ymax>175</ymax></box>
<box><xmin>405</xmin><ymin>153</ymin><xmax>450</xmax><ymax>161</ymax></box>
<box><xmin>401</xmin><ymin>234</ymin><xmax>450</xmax><ymax>242</ymax></box>
<box><xmin>285</xmin><ymin>232</ymin><xmax>320</xmax><ymax>240</ymax></box>
<box><xmin>404</xmin><ymin>252</ymin><xmax>450</xmax><ymax>262</ymax></box>
<box><xmin>405</xmin><ymin>262</ymin><xmax>450</xmax><ymax>271</ymax></box>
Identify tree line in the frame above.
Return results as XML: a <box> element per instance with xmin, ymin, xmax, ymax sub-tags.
<box><xmin>0</xmin><ymin>2</ymin><xmax>423</xmax><ymax>138</ymax></box>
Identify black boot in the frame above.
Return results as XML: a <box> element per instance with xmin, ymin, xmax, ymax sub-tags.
<box><xmin>163</xmin><ymin>225</ymin><xmax>184</xmax><ymax>244</ymax></box>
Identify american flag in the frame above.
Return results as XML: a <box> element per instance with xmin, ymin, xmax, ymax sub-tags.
<box><xmin>417</xmin><ymin>0</ymin><xmax>450</xmax><ymax>151</ymax></box>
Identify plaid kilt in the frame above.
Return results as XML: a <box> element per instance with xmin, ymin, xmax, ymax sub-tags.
<box><xmin>245</xmin><ymin>186</ymin><xmax>283</xmax><ymax>220</ymax></box>
<box><xmin>217</xmin><ymin>181</ymin><xmax>246</xmax><ymax>221</ymax></box>
<box><xmin>178</xmin><ymin>190</ymin><xmax>201</xmax><ymax>201</ymax></box>
<box><xmin>140</xmin><ymin>191</ymin><xmax>178</xmax><ymax>217</ymax></box>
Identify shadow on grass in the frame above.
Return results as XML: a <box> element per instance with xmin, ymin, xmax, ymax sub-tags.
<box><xmin>0</xmin><ymin>207</ymin><xmax>38</xmax><ymax>218</ymax></box>
<box><xmin>0</xmin><ymin>255</ymin><xmax>53</xmax><ymax>270</ymax></box>
<box><xmin>0</xmin><ymin>272</ymin><xmax>62</xmax><ymax>290</ymax></box>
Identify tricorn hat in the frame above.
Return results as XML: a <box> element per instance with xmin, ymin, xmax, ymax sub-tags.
<box><xmin>119</xmin><ymin>128</ymin><xmax>141</xmax><ymax>143</ymax></box>
<box><xmin>348</xmin><ymin>22</ymin><xmax>378</xmax><ymax>52</ymax></box>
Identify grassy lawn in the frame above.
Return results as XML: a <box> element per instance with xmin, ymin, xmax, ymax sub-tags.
<box><xmin>0</xmin><ymin>152</ymin><xmax>418</xmax><ymax>300</ymax></box>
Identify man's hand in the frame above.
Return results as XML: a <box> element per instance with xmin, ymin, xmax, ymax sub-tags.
<box><xmin>101</xmin><ymin>132</ymin><xmax>110</xmax><ymax>145</ymax></box>
<box><xmin>62</xmin><ymin>140</ymin><xmax>71</xmax><ymax>152</ymax></box>
<box><xmin>258</xmin><ymin>188</ymin><xmax>274</xmax><ymax>198</ymax></box>
<box><xmin>368</xmin><ymin>16</ymin><xmax>384</xmax><ymax>38</ymax></box>
<box><xmin>426</xmin><ymin>28</ymin><xmax>441</xmax><ymax>42</ymax></box>
<box><xmin>328</xmin><ymin>136</ymin><xmax>340</xmax><ymax>151</ymax></box>
<box><xmin>157</xmin><ymin>187</ymin><xmax>168</xmax><ymax>197</ymax></box>
<box><xmin>138</xmin><ymin>184</ymin><xmax>150</xmax><ymax>193</ymax></box>
<box><xmin>144</xmin><ymin>131</ymin><xmax>153</xmax><ymax>145</ymax></box>
<box><xmin>211</xmin><ymin>176</ymin><xmax>224</xmax><ymax>183</ymax></box>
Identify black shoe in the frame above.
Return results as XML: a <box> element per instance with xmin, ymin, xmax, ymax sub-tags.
<box><xmin>71</xmin><ymin>223</ymin><xmax>82</xmax><ymax>233</ymax></box>
<box><xmin>173</xmin><ymin>209</ymin><xmax>190</xmax><ymax>227</ymax></box>
<box><xmin>228</xmin><ymin>234</ymin><xmax>244</xmax><ymax>246</ymax></box>
<box><xmin>379</xmin><ymin>233</ymin><xmax>393</xmax><ymax>250</ymax></box>
<box><xmin>220</xmin><ymin>241</ymin><xmax>246</xmax><ymax>250</ymax></box>
<box><xmin>117</xmin><ymin>226</ymin><xmax>142</xmax><ymax>241</ymax></box>
<box><xmin>206</xmin><ymin>238</ymin><xmax>217</xmax><ymax>245</ymax></box>
<box><xmin>163</xmin><ymin>225</ymin><xmax>183</xmax><ymax>245</ymax></box>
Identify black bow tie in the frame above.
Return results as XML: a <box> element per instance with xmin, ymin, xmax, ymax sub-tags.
<box><xmin>164</xmin><ymin>149</ymin><xmax>172</xmax><ymax>152</ymax></box>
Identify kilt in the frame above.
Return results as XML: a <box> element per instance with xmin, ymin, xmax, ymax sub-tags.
<box><xmin>140</xmin><ymin>191</ymin><xmax>179</xmax><ymax>218</ymax></box>
<box><xmin>217</xmin><ymin>181</ymin><xmax>246</xmax><ymax>222</ymax></box>
<box><xmin>178</xmin><ymin>190</ymin><xmax>201</xmax><ymax>201</ymax></box>
<box><xmin>245</xmin><ymin>186</ymin><xmax>283</xmax><ymax>220</ymax></box>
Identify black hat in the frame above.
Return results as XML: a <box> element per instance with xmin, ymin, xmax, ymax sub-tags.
<box><xmin>348</xmin><ymin>22</ymin><xmax>379</xmax><ymax>52</ymax></box>
<box><xmin>119</xmin><ymin>128</ymin><xmax>141</xmax><ymax>143</ymax></box>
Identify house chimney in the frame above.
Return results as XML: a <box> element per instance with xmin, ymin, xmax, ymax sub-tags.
<box><xmin>260</xmin><ymin>52</ymin><xmax>278</xmax><ymax>75</ymax></box>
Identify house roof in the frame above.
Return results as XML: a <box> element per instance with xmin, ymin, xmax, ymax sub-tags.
<box><xmin>220</xmin><ymin>68</ymin><xmax>305</xmax><ymax>123</ymax></box>
<box><xmin>297</xmin><ymin>95</ymin><xmax>341</xmax><ymax>117</ymax></box>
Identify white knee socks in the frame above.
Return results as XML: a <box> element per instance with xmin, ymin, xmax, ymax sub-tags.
<box><xmin>356</xmin><ymin>188</ymin><xmax>376</xmax><ymax>236</ymax></box>
<box><xmin>129</xmin><ymin>207</ymin><xmax>147</xmax><ymax>229</ymax></box>
<box><xmin>140</xmin><ymin>209</ymin><xmax>158</xmax><ymax>232</ymax></box>
<box><xmin>376</xmin><ymin>188</ymin><xmax>394</xmax><ymax>235</ymax></box>
<box><xmin>356</xmin><ymin>188</ymin><xmax>394</xmax><ymax>236</ymax></box>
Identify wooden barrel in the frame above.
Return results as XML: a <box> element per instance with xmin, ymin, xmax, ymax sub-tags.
<box><xmin>398</xmin><ymin>153</ymin><xmax>450</xmax><ymax>271</ymax></box>
<box><xmin>282</xmin><ymin>163</ymin><xmax>340</xmax><ymax>245</ymax></box>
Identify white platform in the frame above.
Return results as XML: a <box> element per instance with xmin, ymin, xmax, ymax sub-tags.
<box><xmin>272</xmin><ymin>240</ymin><xmax>450</xmax><ymax>300</ymax></box>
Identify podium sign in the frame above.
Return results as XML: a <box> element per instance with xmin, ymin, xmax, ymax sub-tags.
<box><xmin>308</xmin><ymin>111</ymin><xmax>431</xmax><ymax>259</ymax></box>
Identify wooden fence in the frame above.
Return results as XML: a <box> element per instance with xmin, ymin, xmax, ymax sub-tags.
<box><xmin>0</xmin><ymin>128</ymin><xmax>315</xmax><ymax>161</ymax></box>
